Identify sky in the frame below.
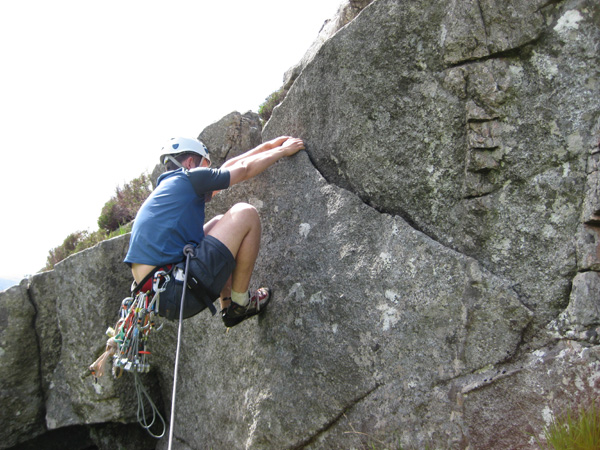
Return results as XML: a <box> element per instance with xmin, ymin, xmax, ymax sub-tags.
<box><xmin>0</xmin><ymin>0</ymin><xmax>343</xmax><ymax>281</ymax></box>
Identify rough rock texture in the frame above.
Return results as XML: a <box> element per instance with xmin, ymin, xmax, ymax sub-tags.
<box><xmin>275</xmin><ymin>0</ymin><xmax>599</xmax><ymax>333</ymax></box>
<box><xmin>1</xmin><ymin>0</ymin><xmax>600</xmax><ymax>449</ymax></box>
<box><xmin>283</xmin><ymin>0</ymin><xmax>374</xmax><ymax>89</ymax></box>
<box><xmin>0</xmin><ymin>281</ymin><xmax>45</xmax><ymax>448</ymax></box>
<box><xmin>0</xmin><ymin>238</ymin><xmax>159</xmax><ymax>450</ymax></box>
<box><xmin>199</xmin><ymin>111</ymin><xmax>263</xmax><ymax>165</ymax></box>
<box><xmin>259</xmin><ymin>0</ymin><xmax>600</xmax><ymax>447</ymax></box>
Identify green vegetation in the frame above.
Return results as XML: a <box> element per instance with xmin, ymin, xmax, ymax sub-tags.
<box><xmin>258</xmin><ymin>86</ymin><xmax>288</xmax><ymax>123</ymax></box>
<box><xmin>342</xmin><ymin>401</ymin><xmax>600</xmax><ymax>450</ymax></box>
<box><xmin>97</xmin><ymin>174</ymin><xmax>152</xmax><ymax>233</ymax></box>
<box><xmin>538</xmin><ymin>400</ymin><xmax>600</xmax><ymax>450</ymax></box>
<box><xmin>43</xmin><ymin>173</ymin><xmax>151</xmax><ymax>271</ymax></box>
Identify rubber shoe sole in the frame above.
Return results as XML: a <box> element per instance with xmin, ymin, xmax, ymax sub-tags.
<box><xmin>222</xmin><ymin>288</ymin><xmax>272</xmax><ymax>328</ymax></box>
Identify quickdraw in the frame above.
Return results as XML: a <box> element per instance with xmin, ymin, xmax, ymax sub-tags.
<box><xmin>111</xmin><ymin>289</ymin><xmax>163</xmax><ymax>377</ymax></box>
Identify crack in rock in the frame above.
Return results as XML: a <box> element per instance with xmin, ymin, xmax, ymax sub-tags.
<box><xmin>289</xmin><ymin>383</ymin><xmax>381</xmax><ymax>450</ymax></box>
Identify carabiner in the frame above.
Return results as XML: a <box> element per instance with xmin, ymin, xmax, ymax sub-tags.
<box><xmin>153</xmin><ymin>270</ymin><xmax>170</xmax><ymax>293</ymax></box>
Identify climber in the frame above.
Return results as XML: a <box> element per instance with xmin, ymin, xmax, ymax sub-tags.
<box><xmin>124</xmin><ymin>135</ymin><xmax>305</xmax><ymax>327</ymax></box>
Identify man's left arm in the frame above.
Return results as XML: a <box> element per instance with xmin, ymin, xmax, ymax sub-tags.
<box><xmin>220</xmin><ymin>136</ymin><xmax>291</xmax><ymax>170</ymax></box>
<box><xmin>226</xmin><ymin>138</ymin><xmax>305</xmax><ymax>186</ymax></box>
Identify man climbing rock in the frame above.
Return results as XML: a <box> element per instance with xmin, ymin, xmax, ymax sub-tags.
<box><xmin>124</xmin><ymin>135</ymin><xmax>305</xmax><ymax>327</ymax></box>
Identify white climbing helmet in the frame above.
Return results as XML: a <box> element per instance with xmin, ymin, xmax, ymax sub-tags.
<box><xmin>159</xmin><ymin>137</ymin><xmax>211</xmax><ymax>167</ymax></box>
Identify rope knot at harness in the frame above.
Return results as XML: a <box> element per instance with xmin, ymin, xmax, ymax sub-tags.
<box><xmin>183</xmin><ymin>244</ymin><xmax>195</xmax><ymax>257</ymax></box>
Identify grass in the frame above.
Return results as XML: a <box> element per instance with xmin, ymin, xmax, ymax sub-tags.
<box><xmin>343</xmin><ymin>401</ymin><xmax>600</xmax><ymax>450</ymax></box>
<box><xmin>538</xmin><ymin>400</ymin><xmax>600</xmax><ymax>450</ymax></box>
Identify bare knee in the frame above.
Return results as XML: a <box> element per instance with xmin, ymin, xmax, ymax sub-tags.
<box><xmin>230</xmin><ymin>203</ymin><xmax>259</xmax><ymax>223</ymax></box>
<box><xmin>207</xmin><ymin>203</ymin><xmax>261</xmax><ymax>257</ymax></box>
<box><xmin>231</xmin><ymin>202</ymin><xmax>257</xmax><ymax>214</ymax></box>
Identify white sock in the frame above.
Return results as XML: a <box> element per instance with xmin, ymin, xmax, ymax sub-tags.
<box><xmin>231</xmin><ymin>289</ymin><xmax>249</xmax><ymax>306</ymax></box>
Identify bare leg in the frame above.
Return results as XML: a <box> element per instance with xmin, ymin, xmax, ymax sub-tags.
<box><xmin>205</xmin><ymin>203</ymin><xmax>261</xmax><ymax>306</ymax></box>
<box><xmin>203</xmin><ymin>214</ymin><xmax>223</xmax><ymax>235</ymax></box>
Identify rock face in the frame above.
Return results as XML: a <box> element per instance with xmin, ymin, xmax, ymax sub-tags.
<box><xmin>0</xmin><ymin>281</ymin><xmax>45</xmax><ymax>449</ymax></box>
<box><xmin>199</xmin><ymin>111</ymin><xmax>263</xmax><ymax>165</ymax></box>
<box><xmin>282</xmin><ymin>0</ymin><xmax>374</xmax><ymax>89</ymax></box>
<box><xmin>274</xmin><ymin>0</ymin><xmax>598</xmax><ymax>334</ymax></box>
<box><xmin>1</xmin><ymin>0</ymin><xmax>599</xmax><ymax>449</ymax></box>
<box><xmin>0</xmin><ymin>237</ymin><xmax>159</xmax><ymax>450</ymax></box>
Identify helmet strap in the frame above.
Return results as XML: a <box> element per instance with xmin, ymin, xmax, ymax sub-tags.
<box><xmin>165</xmin><ymin>155</ymin><xmax>185</xmax><ymax>169</ymax></box>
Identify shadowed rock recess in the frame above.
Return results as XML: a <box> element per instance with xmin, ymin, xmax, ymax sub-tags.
<box><xmin>1</xmin><ymin>0</ymin><xmax>599</xmax><ymax>449</ymax></box>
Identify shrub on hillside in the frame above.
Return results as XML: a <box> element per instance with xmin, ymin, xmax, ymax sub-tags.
<box><xmin>42</xmin><ymin>172</ymin><xmax>151</xmax><ymax>271</ymax></box>
<box><xmin>98</xmin><ymin>174</ymin><xmax>152</xmax><ymax>232</ymax></box>
<box><xmin>45</xmin><ymin>231</ymin><xmax>89</xmax><ymax>270</ymax></box>
<box><xmin>43</xmin><ymin>225</ymin><xmax>133</xmax><ymax>272</ymax></box>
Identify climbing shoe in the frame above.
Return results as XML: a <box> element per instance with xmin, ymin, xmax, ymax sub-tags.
<box><xmin>222</xmin><ymin>287</ymin><xmax>272</xmax><ymax>328</ymax></box>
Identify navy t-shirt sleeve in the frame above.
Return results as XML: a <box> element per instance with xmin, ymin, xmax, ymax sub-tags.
<box><xmin>186</xmin><ymin>168</ymin><xmax>230</xmax><ymax>198</ymax></box>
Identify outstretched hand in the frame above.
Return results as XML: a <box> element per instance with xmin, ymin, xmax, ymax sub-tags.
<box><xmin>280</xmin><ymin>138</ymin><xmax>305</xmax><ymax>156</ymax></box>
<box><xmin>265</xmin><ymin>136</ymin><xmax>291</xmax><ymax>149</ymax></box>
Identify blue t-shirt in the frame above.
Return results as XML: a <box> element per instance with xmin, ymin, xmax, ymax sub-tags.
<box><xmin>124</xmin><ymin>167</ymin><xmax>230</xmax><ymax>266</ymax></box>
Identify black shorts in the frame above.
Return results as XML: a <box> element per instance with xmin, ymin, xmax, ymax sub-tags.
<box><xmin>158</xmin><ymin>236</ymin><xmax>235</xmax><ymax>320</ymax></box>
